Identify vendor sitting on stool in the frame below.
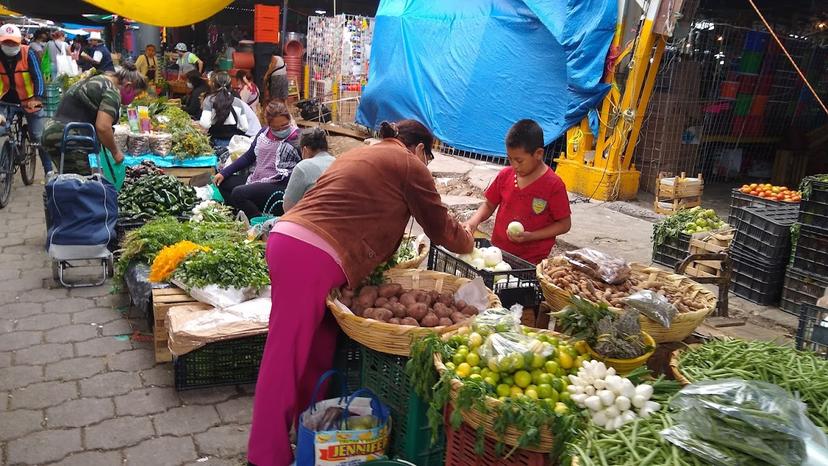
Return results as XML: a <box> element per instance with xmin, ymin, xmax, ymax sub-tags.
<box><xmin>463</xmin><ymin>119</ymin><xmax>572</xmax><ymax>264</ymax></box>
<box><xmin>213</xmin><ymin>100</ymin><xmax>300</xmax><ymax>219</ymax></box>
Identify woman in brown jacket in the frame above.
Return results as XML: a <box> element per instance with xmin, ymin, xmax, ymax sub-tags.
<box><xmin>247</xmin><ymin>120</ymin><xmax>474</xmax><ymax>466</ymax></box>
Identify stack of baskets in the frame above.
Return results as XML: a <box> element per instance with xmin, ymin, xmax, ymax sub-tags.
<box><xmin>536</xmin><ymin>261</ymin><xmax>716</xmax><ymax>343</ymax></box>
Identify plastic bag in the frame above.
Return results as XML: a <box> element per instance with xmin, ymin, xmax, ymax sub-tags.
<box><xmin>472</xmin><ymin>305</ymin><xmax>523</xmax><ymax>335</ymax></box>
<box><xmin>479</xmin><ymin>331</ymin><xmax>555</xmax><ymax>372</ymax></box>
<box><xmin>564</xmin><ymin>248</ymin><xmax>630</xmax><ymax>285</ymax></box>
<box><xmin>453</xmin><ymin>277</ymin><xmax>490</xmax><ymax>313</ymax></box>
<box><xmin>623</xmin><ymin>290</ymin><xmax>677</xmax><ymax>328</ymax></box>
<box><xmin>661</xmin><ymin>379</ymin><xmax>828</xmax><ymax>466</ymax></box>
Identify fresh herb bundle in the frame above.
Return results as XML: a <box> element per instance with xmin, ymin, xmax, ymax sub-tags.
<box><xmin>118</xmin><ymin>174</ymin><xmax>198</xmax><ymax>222</ymax></box>
<box><xmin>556</xmin><ymin>296</ymin><xmax>649</xmax><ymax>359</ymax></box>
<box><xmin>173</xmin><ymin>241</ymin><xmax>269</xmax><ymax>291</ymax></box>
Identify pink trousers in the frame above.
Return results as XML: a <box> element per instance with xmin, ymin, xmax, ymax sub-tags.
<box><xmin>248</xmin><ymin>233</ymin><xmax>346</xmax><ymax>466</ymax></box>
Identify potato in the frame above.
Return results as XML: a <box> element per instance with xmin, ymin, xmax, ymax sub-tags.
<box><xmin>389</xmin><ymin>317</ymin><xmax>401</xmax><ymax>325</ymax></box>
<box><xmin>433</xmin><ymin>302</ymin><xmax>452</xmax><ymax>319</ymax></box>
<box><xmin>341</xmin><ymin>287</ymin><xmax>356</xmax><ymax>298</ymax></box>
<box><xmin>429</xmin><ymin>290</ymin><xmax>441</xmax><ymax>302</ymax></box>
<box><xmin>352</xmin><ymin>306</ymin><xmax>365</xmax><ymax>317</ymax></box>
<box><xmin>378</xmin><ymin>283</ymin><xmax>403</xmax><ymax>298</ymax></box>
<box><xmin>438</xmin><ymin>317</ymin><xmax>454</xmax><ymax>327</ymax></box>
<box><xmin>356</xmin><ymin>294</ymin><xmax>375</xmax><ymax>308</ymax></box>
<box><xmin>363</xmin><ymin>308</ymin><xmax>378</xmax><ymax>319</ymax></box>
<box><xmin>374</xmin><ymin>297</ymin><xmax>389</xmax><ymax>308</ymax></box>
<box><xmin>388</xmin><ymin>296</ymin><xmax>399</xmax><ymax>304</ymax></box>
<box><xmin>420</xmin><ymin>313</ymin><xmax>440</xmax><ymax>327</ymax></box>
<box><xmin>359</xmin><ymin>286</ymin><xmax>378</xmax><ymax>301</ymax></box>
<box><xmin>406</xmin><ymin>302</ymin><xmax>428</xmax><ymax>321</ymax></box>
<box><xmin>461</xmin><ymin>305</ymin><xmax>478</xmax><ymax>316</ymax></box>
<box><xmin>389</xmin><ymin>303</ymin><xmax>407</xmax><ymax>318</ymax></box>
<box><xmin>455</xmin><ymin>299</ymin><xmax>467</xmax><ymax>310</ymax></box>
<box><xmin>340</xmin><ymin>296</ymin><xmax>353</xmax><ymax>308</ymax></box>
<box><xmin>374</xmin><ymin>308</ymin><xmax>394</xmax><ymax>322</ymax></box>
<box><xmin>450</xmin><ymin>311</ymin><xmax>467</xmax><ymax>324</ymax></box>
<box><xmin>400</xmin><ymin>317</ymin><xmax>420</xmax><ymax>327</ymax></box>
<box><xmin>438</xmin><ymin>292</ymin><xmax>454</xmax><ymax>305</ymax></box>
<box><xmin>399</xmin><ymin>292</ymin><xmax>417</xmax><ymax>307</ymax></box>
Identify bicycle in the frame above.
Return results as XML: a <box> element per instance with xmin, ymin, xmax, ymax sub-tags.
<box><xmin>0</xmin><ymin>101</ymin><xmax>41</xmax><ymax>208</ymax></box>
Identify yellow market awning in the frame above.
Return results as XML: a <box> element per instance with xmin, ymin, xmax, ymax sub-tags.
<box><xmin>83</xmin><ymin>0</ymin><xmax>234</xmax><ymax>27</ymax></box>
<box><xmin>0</xmin><ymin>6</ymin><xmax>21</xmax><ymax>16</ymax></box>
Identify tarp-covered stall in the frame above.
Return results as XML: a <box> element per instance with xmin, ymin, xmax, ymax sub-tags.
<box><xmin>357</xmin><ymin>0</ymin><xmax>617</xmax><ymax>156</ymax></box>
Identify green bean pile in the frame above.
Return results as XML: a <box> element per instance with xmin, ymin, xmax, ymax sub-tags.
<box><xmin>677</xmin><ymin>339</ymin><xmax>828</xmax><ymax>431</ymax></box>
<box><xmin>570</xmin><ymin>411</ymin><xmax>709</xmax><ymax>466</ymax></box>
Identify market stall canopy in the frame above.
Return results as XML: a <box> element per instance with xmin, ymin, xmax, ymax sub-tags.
<box><xmin>356</xmin><ymin>0</ymin><xmax>617</xmax><ymax>156</ymax></box>
<box><xmin>83</xmin><ymin>0</ymin><xmax>234</xmax><ymax>27</ymax></box>
<box><xmin>0</xmin><ymin>5</ymin><xmax>20</xmax><ymax>16</ymax></box>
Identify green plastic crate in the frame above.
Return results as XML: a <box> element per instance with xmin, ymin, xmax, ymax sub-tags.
<box><xmin>330</xmin><ymin>333</ymin><xmax>363</xmax><ymax>397</ymax></box>
<box><xmin>173</xmin><ymin>333</ymin><xmax>267</xmax><ymax>390</ymax></box>
<box><xmin>360</xmin><ymin>346</ymin><xmax>445</xmax><ymax>466</ymax></box>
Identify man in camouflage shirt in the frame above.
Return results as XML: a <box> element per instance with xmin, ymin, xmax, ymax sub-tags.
<box><xmin>42</xmin><ymin>73</ymin><xmax>125</xmax><ymax>174</ymax></box>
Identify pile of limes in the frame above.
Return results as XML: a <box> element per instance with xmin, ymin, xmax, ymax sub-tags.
<box><xmin>444</xmin><ymin>327</ymin><xmax>589</xmax><ymax>415</ymax></box>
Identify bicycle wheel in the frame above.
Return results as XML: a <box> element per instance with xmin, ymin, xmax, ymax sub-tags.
<box><xmin>19</xmin><ymin>132</ymin><xmax>37</xmax><ymax>186</ymax></box>
<box><xmin>0</xmin><ymin>141</ymin><xmax>13</xmax><ymax>208</ymax></box>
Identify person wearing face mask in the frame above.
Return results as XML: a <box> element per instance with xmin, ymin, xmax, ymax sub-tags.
<box><xmin>45</xmin><ymin>30</ymin><xmax>72</xmax><ymax>79</ymax></box>
<box><xmin>79</xmin><ymin>32</ymin><xmax>114</xmax><ymax>73</ymax></box>
<box><xmin>183</xmin><ymin>70</ymin><xmax>209</xmax><ymax>119</ymax></box>
<box><xmin>246</xmin><ymin>119</ymin><xmax>473</xmax><ymax>466</ymax></box>
<box><xmin>29</xmin><ymin>28</ymin><xmax>49</xmax><ymax>62</ymax></box>
<box><xmin>41</xmin><ymin>61</ymin><xmax>146</xmax><ymax>175</ymax></box>
<box><xmin>0</xmin><ymin>24</ymin><xmax>50</xmax><ymax>176</ymax></box>
<box><xmin>212</xmin><ymin>100</ymin><xmax>300</xmax><ymax>219</ymax></box>
<box><xmin>198</xmin><ymin>71</ymin><xmax>261</xmax><ymax>147</ymax></box>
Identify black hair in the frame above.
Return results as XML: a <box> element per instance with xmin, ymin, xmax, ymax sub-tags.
<box><xmin>34</xmin><ymin>28</ymin><xmax>50</xmax><ymax>40</ymax></box>
<box><xmin>209</xmin><ymin>72</ymin><xmax>234</xmax><ymax>127</ymax></box>
<box><xmin>506</xmin><ymin>119</ymin><xmax>544</xmax><ymax>154</ymax></box>
<box><xmin>185</xmin><ymin>70</ymin><xmax>205</xmax><ymax>88</ymax></box>
<box><xmin>378</xmin><ymin>120</ymin><xmax>434</xmax><ymax>157</ymax></box>
<box><xmin>114</xmin><ymin>60</ymin><xmax>148</xmax><ymax>91</ymax></box>
<box><xmin>299</xmin><ymin>127</ymin><xmax>329</xmax><ymax>152</ymax></box>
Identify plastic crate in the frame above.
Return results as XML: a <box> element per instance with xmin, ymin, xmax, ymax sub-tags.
<box><xmin>651</xmin><ymin>232</ymin><xmax>690</xmax><ymax>269</ymax></box>
<box><xmin>730</xmin><ymin>248</ymin><xmax>786</xmax><ymax>305</ymax></box>
<box><xmin>330</xmin><ymin>333</ymin><xmax>363</xmax><ymax>397</ymax></box>
<box><xmin>798</xmin><ymin>199</ymin><xmax>828</xmax><ymax>231</ymax></box>
<box><xmin>360</xmin><ymin>347</ymin><xmax>444</xmax><ymax>466</ymax></box>
<box><xmin>780</xmin><ymin>267</ymin><xmax>828</xmax><ymax>316</ymax></box>
<box><xmin>427</xmin><ymin>238</ymin><xmax>539</xmax><ymax>306</ymax></box>
<box><xmin>174</xmin><ymin>333</ymin><xmax>267</xmax><ymax>390</ymax></box>
<box><xmin>443</xmin><ymin>408</ymin><xmax>550</xmax><ymax>466</ymax></box>
<box><xmin>801</xmin><ymin>177</ymin><xmax>828</xmax><ymax>204</ymax></box>
<box><xmin>730</xmin><ymin>205</ymin><xmax>798</xmax><ymax>261</ymax></box>
<box><xmin>795</xmin><ymin>304</ymin><xmax>828</xmax><ymax>358</ymax></box>
<box><xmin>728</xmin><ymin>188</ymin><xmax>786</xmax><ymax>224</ymax></box>
<box><xmin>791</xmin><ymin>224</ymin><xmax>828</xmax><ymax>279</ymax></box>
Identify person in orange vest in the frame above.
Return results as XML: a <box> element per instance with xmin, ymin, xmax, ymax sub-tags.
<box><xmin>0</xmin><ymin>24</ymin><xmax>49</xmax><ymax>176</ymax></box>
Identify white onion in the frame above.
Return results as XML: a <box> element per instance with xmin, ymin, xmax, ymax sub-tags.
<box><xmin>632</xmin><ymin>394</ymin><xmax>647</xmax><ymax>409</ymax></box>
<box><xmin>585</xmin><ymin>386</ymin><xmax>596</xmax><ymax>396</ymax></box>
<box><xmin>592</xmin><ymin>410</ymin><xmax>608</xmax><ymax>427</ymax></box>
<box><xmin>597</xmin><ymin>390</ymin><xmax>615</xmax><ymax>407</ymax></box>
<box><xmin>593</xmin><ymin>379</ymin><xmax>607</xmax><ymax>390</ymax></box>
<box><xmin>605</xmin><ymin>406</ymin><xmax>621</xmax><ymax>419</ymax></box>
<box><xmin>571</xmin><ymin>394</ymin><xmax>588</xmax><ymax>406</ymax></box>
<box><xmin>584</xmin><ymin>395</ymin><xmax>602</xmax><ymax>411</ymax></box>
<box><xmin>635</xmin><ymin>384</ymin><xmax>654</xmax><ymax>400</ymax></box>
<box><xmin>482</xmin><ymin>247</ymin><xmax>503</xmax><ymax>267</ymax></box>
<box><xmin>643</xmin><ymin>401</ymin><xmax>661</xmax><ymax>412</ymax></box>
<box><xmin>615</xmin><ymin>395</ymin><xmax>631</xmax><ymax>411</ymax></box>
<box><xmin>621</xmin><ymin>410</ymin><xmax>637</xmax><ymax>423</ymax></box>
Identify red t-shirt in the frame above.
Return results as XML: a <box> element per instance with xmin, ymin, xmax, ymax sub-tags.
<box><xmin>485</xmin><ymin>166</ymin><xmax>571</xmax><ymax>264</ymax></box>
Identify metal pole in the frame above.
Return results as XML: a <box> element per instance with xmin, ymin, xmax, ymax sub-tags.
<box><xmin>281</xmin><ymin>0</ymin><xmax>289</xmax><ymax>55</ymax></box>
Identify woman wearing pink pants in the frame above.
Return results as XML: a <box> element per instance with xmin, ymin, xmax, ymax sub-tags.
<box><xmin>247</xmin><ymin>120</ymin><xmax>474</xmax><ymax>466</ymax></box>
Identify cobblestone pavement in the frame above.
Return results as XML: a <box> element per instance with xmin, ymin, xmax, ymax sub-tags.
<box><xmin>0</xmin><ymin>174</ymin><xmax>251</xmax><ymax>465</ymax></box>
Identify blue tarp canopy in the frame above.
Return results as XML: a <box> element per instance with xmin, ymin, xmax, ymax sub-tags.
<box><xmin>356</xmin><ymin>0</ymin><xmax>617</xmax><ymax>156</ymax></box>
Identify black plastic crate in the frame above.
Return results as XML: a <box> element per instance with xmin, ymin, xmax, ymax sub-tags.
<box><xmin>730</xmin><ymin>205</ymin><xmax>798</xmax><ymax>260</ymax></box>
<box><xmin>728</xmin><ymin>188</ymin><xmax>787</xmax><ymax>224</ymax></box>
<box><xmin>791</xmin><ymin>224</ymin><xmax>828</xmax><ymax>279</ymax></box>
<box><xmin>730</xmin><ymin>248</ymin><xmax>786</xmax><ymax>305</ymax></box>
<box><xmin>330</xmin><ymin>333</ymin><xmax>362</xmax><ymax>397</ymax></box>
<box><xmin>652</xmin><ymin>232</ymin><xmax>690</xmax><ymax>269</ymax></box>
<box><xmin>795</xmin><ymin>304</ymin><xmax>828</xmax><ymax>358</ymax></box>
<box><xmin>798</xmin><ymin>199</ymin><xmax>828</xmax><ymax>232</ymax></box>
<box><xmin>780</xmin><ymin>266</ymin><xmax>828</xmax><ymax>316</ymax></box>
<box><xmin>174</xmin><ymin>333</ymin><xmax>267</xmax><ymax>390</ymax></box>
<box><xmin>427</xmin><ymin>238</ymin><xmax>539</xmax><ymax>306</ymax></box>
<box><xmin>801</xmin><ymin>177</ymin><xmax>828</xmax><ymax>204</ymax></box>
<box><xmin>360</xmin><ymin>347</ymin><xmax>445</xmax><ymax>466</ymax></box>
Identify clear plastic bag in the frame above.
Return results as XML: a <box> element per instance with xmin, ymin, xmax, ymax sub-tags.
<box><xmin>478</xmin><ymin>331</ymin><xmax>554</xmax><ymax>372</ymax></box>
<box><xmin>564</xmin><ymin>248</ymin><xmax>631</xmax><ymax>285</ymax></box>
<box><xmin>623</xmin><ymin>290</ymin><xmax>677</xmax><ymax>328</ymax></box>
<box><xmin>661</xmin><ymin>379</ymin><xmax>828</xmax><ymax>466</ymax></box>
<box><xmin>472</xmin><ymin>304</ymin><xmax>523</xmax><ymax>335</ymax></box>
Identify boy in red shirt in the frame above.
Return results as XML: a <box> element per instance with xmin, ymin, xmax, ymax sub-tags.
<box><xmin>464</xmin><ymin>119</ymin><xmax>572</xmax><ymax>264</ymax></box>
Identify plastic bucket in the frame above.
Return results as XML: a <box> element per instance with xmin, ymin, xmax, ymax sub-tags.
<box><xmin>734</xmin><ymin>93</ymin><xmax>753</xmax><ymax>116</ymax></box>
<box><xmin>750</xmin><ymin>95</ymin><xmax>768</xmax><ymax>115</ymax></box>
<box><xmin>720</xmin><ymin>81</ymin><xmax>739</xmax><ymax>100</ymax></box>
<box><xmin>739</xmin><ymin>51</ymin><xmax>763</xmax><ymax>74</ymax></box>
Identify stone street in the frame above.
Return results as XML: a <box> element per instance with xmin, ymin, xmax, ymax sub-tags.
<box><xmin>0</xmin><ymin>173</ymin><xmax>250</xmax><ymax>466</ymax></box>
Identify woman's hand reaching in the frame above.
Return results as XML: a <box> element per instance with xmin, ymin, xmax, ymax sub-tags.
<box><xmin>213</xmin><ymin>173</ymin><xmax>225</xmax><ymax>185</ymax></box>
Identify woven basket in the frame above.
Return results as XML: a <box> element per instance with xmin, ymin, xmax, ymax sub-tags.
<box><xmin>536</xmin><ymin>261</ymin><xmax>716</xmax><ymax>344</ymax></box>
<box><xmin>432</xmin><ymin>329</ymin><xmax>567</xmax><ymax>452</ymax></box>
<box><xmin>393</xmin><ymin>236</ymin><xmax>428</xmax><ymax>270</ymax></box>
<box><xmin>586</xmin><ymin>332</ymin><xmax>656</xmax><ymax>375</ymax></box>
<box><xmin>668</xmin><ymin>346</ymin><xmax>696</xmax><ymax>386</ymax></box>
<box><xmin>327</xmin><ymin>269</ymin><xmax>501</xmax><ymax>357</ymax></box>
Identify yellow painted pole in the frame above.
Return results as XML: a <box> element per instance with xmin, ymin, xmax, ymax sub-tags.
<box><xmin>593</xmin><ymin>0</ymin><xmax>626</xmax><ymax>159</ymax></box>
<box><xmin>622</xmin><ymin>35</ymin><xmax>666</xmax><ymax>169</ymax></box>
